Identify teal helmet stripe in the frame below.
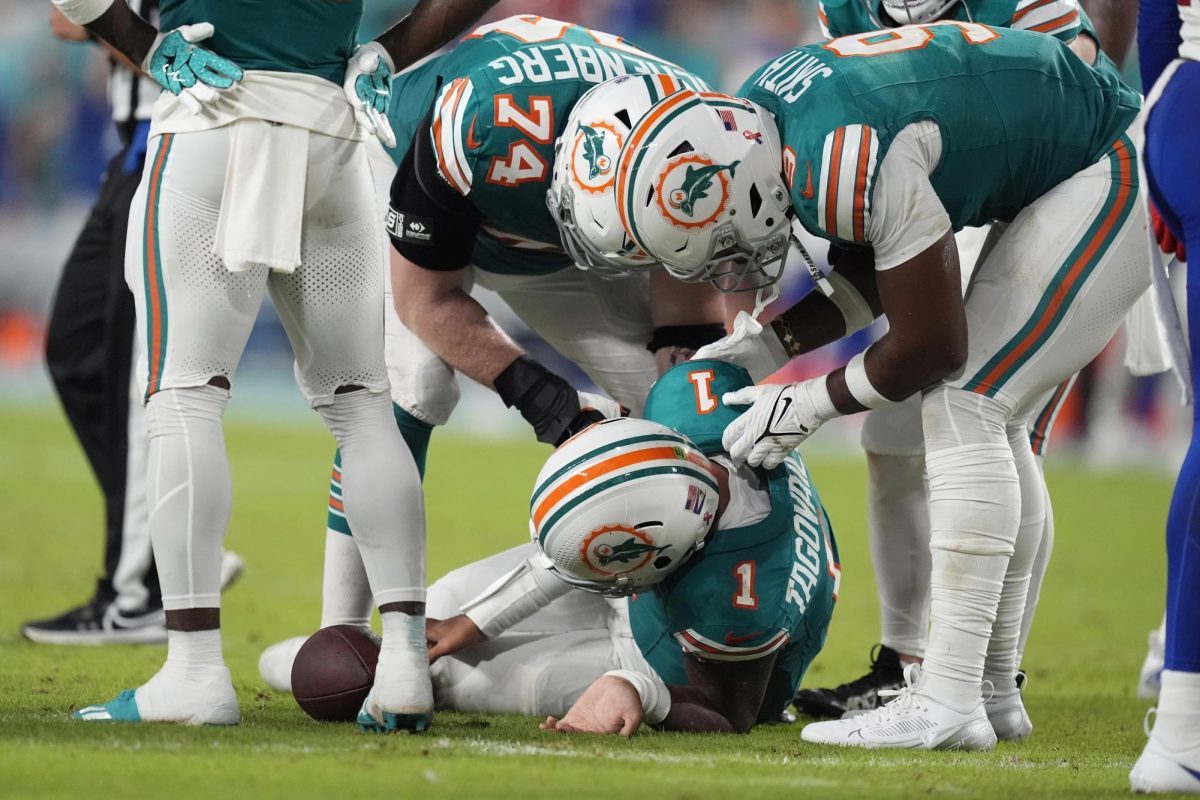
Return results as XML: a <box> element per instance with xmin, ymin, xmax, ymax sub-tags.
<box><xmin>622</xmin><ymin>96</ymin><xmax>751</xmax><ymax>254</ymax></box>
<box><xmin>537</xmin><ymin>463</ymin><xmax>720</xmax><ymax>544</ymax></box>
<box><xmin>530</xmin><ymin>432</ymin><xmax>694</xmax><ymax>510</ymax></box>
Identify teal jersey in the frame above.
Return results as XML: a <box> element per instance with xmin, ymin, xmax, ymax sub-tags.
<box><xmin>159</xmin><ymin>0</ymin><xmax>361</xmax><ymax>85</ymax></box>
<box><xmin>818</xmin><ymin>0</ymin><xmax>1123</xmax><ymax>82</ymax></box>
<box><xmin>388</xmin><ymin>16</ymin><xmax>706</xmax><ymax>275</ymax></box>
<box><xmin>820</xmin><ymin>0</ymin><xmax>1097</xmax><ymax>48</ymax></box>
<box><xmin>737</xmin><ymin>24</ymin><xmax>1139</xmax><ymax>246</ymax></box>
<box><xmin>631</xmin><ymin>361</ymin><xmax>840</xmax><ymax>718</ymax></box>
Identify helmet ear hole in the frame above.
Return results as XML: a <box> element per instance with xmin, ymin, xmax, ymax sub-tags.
<box><xmin>653</xmin><ymin>555</ymin><xmax>673</xmax><ymax>570</ymax></box>
<box><xmin>614</xmin><ymin>108</ymin><xmax>632</xmax><ymax>129</ymax></box>
<box><xmin>668</xmin><ymin>140</ymin><xmax>695</xmax><ymax>158</ymax></box>
<box><xmin>749</xmin><ymin>184</ymin><xmax>762</xmax><ymax>217</ymax></box>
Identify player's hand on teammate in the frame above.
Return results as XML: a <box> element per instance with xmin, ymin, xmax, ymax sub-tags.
<box><xmin>540</xmin><ymin>675</ymin><xmax>644</xmax><ymax>737</ymax></box>
<box><xmin>1150</xmin><ymin>203</ymin><xmax>1187</xmax><ymax>263</ymax></box>
<box><xmin>344</xmin><ymin>42</ymin><xmax>397</xmax><ymax>148</ymax></box>
<box><xmin>691</xmin><ymin>311</ymin><xmax>791</xmax><ymax>382</ymax></box>
<box><xmin>722</xmin><ymin>380</ymin><xmax>835</xmax><ymax>468</ymax></box>
<box><xmin>425</xmin><ymin>615</ymin><xmax>485</xmax><ymax>663</ymax></box>
<box><xmin>142</xmin><ymin>24</ymin><xmax>244</xmax><ymax>114</ymax></box>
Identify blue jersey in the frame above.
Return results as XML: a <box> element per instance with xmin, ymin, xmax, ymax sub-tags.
<box><xmin>631</xmin><ymin>361</ymin><xmax>840</xmax><ymax>717</ymax></box>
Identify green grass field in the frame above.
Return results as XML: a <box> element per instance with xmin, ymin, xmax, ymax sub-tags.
<box><xmin>0</xmin><ymin>404</ymin><xmax>1181</xmax><ymax>799</ymax></box>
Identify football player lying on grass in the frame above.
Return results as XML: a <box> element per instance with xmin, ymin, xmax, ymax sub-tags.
<box><xmin>430</xmin><ymin>360</ymin><xmax>840</xmax><ymax>735</ymax></box>
<box><xmin>263</xmin><ymin>361</ymin><xmax>839</xmax><ymax>734</ymax></box>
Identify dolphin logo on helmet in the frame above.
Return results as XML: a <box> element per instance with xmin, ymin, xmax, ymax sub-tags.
<box><xmin>578</xmin><ymin>123</ymin><xmax>612</xmax><ymax>180</ymax></box>
<box><xmin>594</xmin><ymin>536</ymin><xmax>671</xmax><ymax>567</ymax></box>
<box><xmin>668</xmin><ymin>160</ymin><xmax>740</xmax><ymax>216</ymax></box>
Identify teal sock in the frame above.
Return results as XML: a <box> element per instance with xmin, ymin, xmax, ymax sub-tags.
<box><xmin>326</xmin><ymin>405</ymin><xmax>433</xmax><ymax>537</ymax></box>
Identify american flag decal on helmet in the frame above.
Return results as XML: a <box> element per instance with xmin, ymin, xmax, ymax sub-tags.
<box><xmin>719</xmin><ymin>109</ymin><xmax>738</xmax><ymax>132</ymax></box>
<box><xmin>685</xmin><ymin>485</ymin><xmax>706</xmax><ymax>514</ymax></box>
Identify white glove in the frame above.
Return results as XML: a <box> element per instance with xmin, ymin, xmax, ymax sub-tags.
<box><xmin>721</xmin><ymin>380</ymin><xmax>837</xmax><ymax>468</ymax></box>
<box><xmin>344</xmin><ymin>41</ymin><xmax>397</xmax><ymax>148</ymax></box>
<box><xmin>141</xmin><ymin>23</ymin><xmax>244</xmax><ymax>115</ymax></box>
<box><xmin>578</xmin><ymin>391</ymin><xmax>627</xmax><ymax>420</ymax></box>
<box><xmin>691</xmin><ymin>311</ymin><xmax>791</xmax><ymax>382</ymax></box>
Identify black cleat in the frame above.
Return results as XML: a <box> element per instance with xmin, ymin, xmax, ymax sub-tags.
<box><xmin>21</xmin><ymin>593</ymin><xmax>166</xmax><ymax>645</ymax></box>
<box><xmin>793</xmin><ymin>644</ymin><xmax>906</xmax><ymax>718</ymax></box>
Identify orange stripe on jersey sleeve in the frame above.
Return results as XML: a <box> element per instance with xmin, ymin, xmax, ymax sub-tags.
<box><xmin>824</xmin><ymin>127</ymin><xmax>846</xmax><ymax>239</ymax></box>
<box><xmin>431</xmin><ymin>78</ymin><xmax>470</xmax><ymax>195</ymax></box>
<box><xmin>1012</xmin><ymin>0</ymin><xmax>1058</xmax><ymax>23</ymax></box>
<box><xmin>1030</xmin><ymin>8</ymin><xmax>1079</xmax><ymax>32</ymax></box>
<box><xmin>852</xmin><ymin>128</ymin><xmax>872</xmax><ymax>241</ymax></box>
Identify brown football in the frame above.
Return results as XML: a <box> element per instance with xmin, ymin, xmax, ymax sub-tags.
<box><xmin>290</xmin><ymin>624</ymin><xmax>380</xmax><ymax>722</ymax></box>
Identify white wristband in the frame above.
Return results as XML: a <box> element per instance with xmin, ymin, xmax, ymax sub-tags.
<box><xmin>52</xmin><ymin>0</ymin><xmax>115</xmax><ymax>26</ymax></box>
<box><xmin>825</xmin><ymin>271</ymin><xmax>875</xmax><ymax>335</ymax></box>
<box><xmin>604</xmin><ymin>669</ymin><xmax>671</xmax><ymax>725</ymax></box>
<box><xmin>844</xmin><ymin>352</ymin><xmax>892</xmax><ymax>409</ymax></box>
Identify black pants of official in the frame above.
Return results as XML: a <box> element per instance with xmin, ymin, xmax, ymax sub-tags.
<box><xmin>45</xmin><ymin>142</ymin><xmax>160</xmax><ymax>607</ymax></box>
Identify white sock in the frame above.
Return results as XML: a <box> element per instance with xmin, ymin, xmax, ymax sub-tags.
<box><xmin>381</xmin><ymin>611</ymin><xmax>426</xmax><ymax>655</ymax></box>
<box><xmin>866</xmin><ymin>452</ymin><xmax>931</xmax><ymax>658</ymax></box>
<box><xmin>1152</xmin><ymin>671</ymin><xmax>1200</xmax><ymax>754</ymax></box>
<box><xmin>984</xmin><ymin>421</ymin><xmax>1045</xmax><ymax>694</ymax></box>
<box><xmin>1018</xmin><ymin>456</ymin><xmax>1053</xmax><ymax>661</ymax></box>
<box><xmin>316</xmin><ymin>390</ymin><xmax>426</xmax><ymax>607</ymax></box>
<box><xmin>146</xmin><ymin>386</ymin><xmax>232</xmax><ymax>611</ymax></box>
<box><xmin>134</xmin><ymin>629</ymin><xmax>236</xmax><ymax>723</ymax></box>
<box><xmin>320</xmin><ymin>529</ymin><xmax>373</xmax><ymax>628</ymax></box>
<box><xmin>919</xmin><ymin>389</ymin><xmax>1021</xmax><ymax>714</ymax></box>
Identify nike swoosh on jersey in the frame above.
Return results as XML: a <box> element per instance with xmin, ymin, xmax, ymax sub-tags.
<box><xmin>466</xmin><ymin>115</ymin><xmax>482</xmax><ymax>149</ymax></box>
<box><xmin>724</xmin><ymin>631</ymin><xmax>765</xmax><ymax>646</ymax></box>
<box><xmin>799</xmin><ymin>161</ymin><xmax>814</xmax><ymax>199</ymax></box>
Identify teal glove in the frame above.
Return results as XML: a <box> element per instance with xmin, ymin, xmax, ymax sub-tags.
<box><xmin>343</xmin><ymin>41</ymin><xmax>396</xmax><ymax>148</ymax></box>
<box><xmin>141</xmin><ymin>23</ymin><xmax>244</xmax><ymax>114</ymax></box>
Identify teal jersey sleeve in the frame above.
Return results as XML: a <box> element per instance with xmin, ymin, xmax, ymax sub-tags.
<box><xmin>738</xmin><ymin>26</ymin><xmax>1139</xmax><ymax>239</ymax></box>
<box><xmin>633</xmin><ymin>361</ymin><xmax>840</xmax><ymax>714</ymax></box>
<box><xmin>159</xmin><ymin>0</ymin><xmax>361</xmax><ymax>85</ymax></box>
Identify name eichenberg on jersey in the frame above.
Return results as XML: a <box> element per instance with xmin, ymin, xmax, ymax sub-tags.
<box><xmin>488</xmin><ymin>43</ymin><xmax>704</xmax><ymax>89</ymax></box>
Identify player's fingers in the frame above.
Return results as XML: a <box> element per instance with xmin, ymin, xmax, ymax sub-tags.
<box><xmin>177</xmin><ymin>88</ymin><xmax>202</xmax><ymax>115</ymax></box>
<box><xmin>188</xmin><ymin>80</ymin><xmax>218</xmax><ymax>103</ymax></box>
<box><xmin>180</xmin><ymin>22</ymin><xmax>215</xmax><ymax>43</ymax></box>
<box><xmin>372</xmin><ymin>110</ymin><xmax>397</xmax><ymax>149</ymax></box>
<box><xmin>618</xmin><ymin>716</ymin><xmax>639</xmax><ymax>737</ymax></box>
<box><xmin>539</xmin><ymin>716</ymin><xmax>560</xmax><ymax>731</ymax></box>
<box><xmin>722</xmin><ymin>387</ymin><xmax>763</xmax><ymax>406</ymax></box>
<box><xmin>723</xmin><ymin>423</ymin><xmax>750</xmax><ymax>464</ymax></box>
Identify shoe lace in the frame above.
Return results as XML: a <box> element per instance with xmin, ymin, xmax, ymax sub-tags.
<box><xmin>857</xmin><ymin>663</ymin><xmax>927</xmax><ymax>725</ymax></box>
<box><xmin>1143</xmin><ymin>706</ymin><xmax>1157</xmax><ymax>737</ymax></box>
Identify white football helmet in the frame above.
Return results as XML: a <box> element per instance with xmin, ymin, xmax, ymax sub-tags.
<box><xmin>880</xmin><ymin>0</ymin><xmax>962</xmax><ymax>24</ymax></box>
<box><xmin>530</xmin><ymin>417</ymin><xmax>718</xmax><ymax>597</ymax></box>
<box><xmin>614</xmin><ymin>90</ymin><xmax>792</xmax><ymax>292</ymax></box>
<box><xmin>547</xmin><ymin>75</ymin><xmax>687</xmax><ymax>277</ymax></box>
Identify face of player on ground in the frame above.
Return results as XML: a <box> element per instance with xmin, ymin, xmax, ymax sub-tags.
<box><xmin>612</xmin><ymin>91</ymin><xmax>792</xmax><ymax>293</ymax></box>
<box><xmin>530</xmin><ymin>418</ymin><xmax>718</xmax><ymax>596</ymax></box>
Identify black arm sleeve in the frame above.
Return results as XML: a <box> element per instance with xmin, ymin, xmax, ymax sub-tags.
<box><xmin>387</xmin><ymin>106</ymin><xmax>482</xmax><ymax>271</ymax></box>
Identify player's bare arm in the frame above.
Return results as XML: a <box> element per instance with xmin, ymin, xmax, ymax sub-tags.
<box><xmin>390</xmin><ymin>254</ymin><xmax>523</xmax><ymax>390</ymax></box>
<box><xmin>373</xmin><ymin>0</ymin><xmax>501</xmax><ymax>72</ymax></box>
<box><xmin>648</xmin><ymin>270</ymin><xmax>727</xmax><ymax>372</ymax></box>
<box><xmin>1079</xmin><ymin>0</ymin><xmax>1137</xmax><ymax>65</ymax></box>
<box><xmin>69</xmin><ymin>0</ymin><xmax>157</xmax><ymax>64</ymax></box>
<box><xmin>664</xmin><ymin>654</ymin><xmax>778</xmax><ymax>733</ymax></box>
<box><xmin>825</xmin><ymin>231</ymin><xmax>966</xmax><ymax>415</ymax></box>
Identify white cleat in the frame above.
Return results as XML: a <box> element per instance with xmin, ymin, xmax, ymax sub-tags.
<box><xmin>258</xmin><ymin>636</ymin><xmax>307</xmax><ymax>693</ymax></box>
<box><xmin>358</xmin><ymin>648</ymin><xmax>434</xmax><ymax>734</ymax></box>
<box><xmin>76</xmin><ymin>665</ymin><xmax>239</xmax><ymax>726</ymax></box>
<box><xmin>1131</xmin><ymin>712</ymin><xmax>1200</xmax><ymax>795</ymax></box>
<box><xmin>801</xmin><ymin>665</ymin><xmax>997</xmax><ymax>751</ymax></box>
<box><xmin>986</xmin><ymin>690</ymin><xmax>1032</xmax><ymax>741</ymax></box>
<box><xmin>1137</xmin><ymin>626</ymin><xmax>1166</xmax><ymax>701</ymax></box>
